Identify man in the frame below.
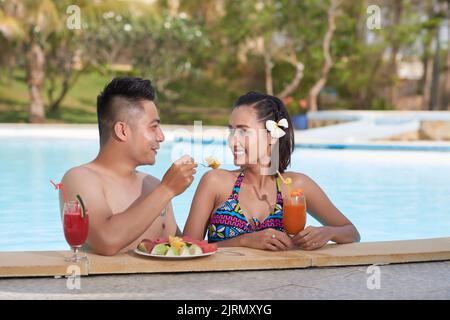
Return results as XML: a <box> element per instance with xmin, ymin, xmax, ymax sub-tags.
<box><xmin>60</xmin><ymin>77</ymin><xmax>197</xmax><ymax>256</ymax></box>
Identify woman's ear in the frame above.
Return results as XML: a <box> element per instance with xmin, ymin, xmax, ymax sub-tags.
<box><xmin>269</xmin><ymin>137</ymin><xmax>278</xmax><ymax>146</ymax></box>
<box><xmin>267</xmin><ymin>136</ymin><xmax>279</xmax><ymax>158</ymax></box>
<box><xmin>112</xmin><ymin>121</ymin><xmax>128</xmax><ymax>142</ymax></box>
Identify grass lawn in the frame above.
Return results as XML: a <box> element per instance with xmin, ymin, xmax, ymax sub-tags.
<box><xmin>0</xmin><ymin>71</ymin><xmax>103</xmax><ymax>123</ymax></box>
<box><xmin>0</xmin><ymin>71</ymin><xmax>230</xmax><ymax>125</ymax></box>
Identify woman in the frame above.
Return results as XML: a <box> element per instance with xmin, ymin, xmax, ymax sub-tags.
<box><xmin>183</xmin><ymin>92</ymin><xmax>360</xmax><ymax>250</ymax></box>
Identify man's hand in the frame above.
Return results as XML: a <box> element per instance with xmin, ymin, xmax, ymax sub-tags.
<box><xmin>161</xmin><ymin>155</ymin><xmax>197</xmax><ymax>197</ymax></box>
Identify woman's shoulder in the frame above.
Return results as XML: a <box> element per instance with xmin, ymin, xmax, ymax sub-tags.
<box><xmin>197</xmin><ymin>169</ymin><xmax>241</xmax><ymax>199</ymax></box>
<box><xmin>200</xmin><ymin>168</ymin><xmax>241</xmax><ymax>184</ymax></box>
<box><xmin>283</xmin><ymin>171</ymin><xmax>315</xmax><ymax>188</ymax></box>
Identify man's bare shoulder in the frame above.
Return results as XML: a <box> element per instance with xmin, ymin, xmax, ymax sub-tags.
<box><xmin>141</xmin><ymin>172</ymin><xmax>161</xmax><ymax>187</ymax></box>
<box><xmin>138</xmin><ymin>172</ymin><xmax>165</xmax><ymax>191</ymax></box>
<box><xmin>62</xmin><ymin>165</ymin><xmax>102</xmax><ymax>186</ymax></box>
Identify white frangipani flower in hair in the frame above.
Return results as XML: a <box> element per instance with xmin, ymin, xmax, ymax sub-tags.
<box><xmin>265</xmin><ymin>118</ymin><xmax>288</xmax><ymax>139</ymax></box>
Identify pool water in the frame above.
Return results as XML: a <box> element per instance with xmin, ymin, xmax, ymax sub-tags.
<box><xmin>1</xmin><ymin>137</ymin><xmax>450</xmax><ymax>251</ymax></box>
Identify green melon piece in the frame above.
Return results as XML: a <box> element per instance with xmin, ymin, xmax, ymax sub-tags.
<box><xmin>189</xmin><ymin>244</ymin><xmax>203</xmax><ymax>255</ymax></box>
<box><xmin>151</xmin><ymin>243</ymin><xmax>169</xmax><ymax>255</ymax></box>
<box><xmin>165</xmin><ymin>246</ymin><xmax>180</xmax><ymax>256</ymax></box>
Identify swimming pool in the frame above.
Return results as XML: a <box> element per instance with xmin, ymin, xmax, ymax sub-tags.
<box><xmin>1</xmin><ymin>136</ymin><xmax>450</xmax><ymax>251</ymax></box>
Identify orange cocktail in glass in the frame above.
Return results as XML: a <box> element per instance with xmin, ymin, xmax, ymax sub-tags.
<box><xmin>283</xmin><ymin>189</ymin><xmax>306</xmax><ymax>236</ymax></box>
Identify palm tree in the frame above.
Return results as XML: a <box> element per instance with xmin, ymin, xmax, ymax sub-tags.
<box><xmin>1</xmin><ymin>0</ymin><xmax>155</xmax><ymax>122</ymax></box>
<box><xmin>0</xmin><ymin>0</ymin><xmax>60</xmax><ymax>123</ymax></box>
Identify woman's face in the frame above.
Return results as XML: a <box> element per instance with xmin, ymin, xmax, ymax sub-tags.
<box><xmin>228</xmin><ymin>106</ymin><xmax>272</xmax><ymax>168</ymax></box>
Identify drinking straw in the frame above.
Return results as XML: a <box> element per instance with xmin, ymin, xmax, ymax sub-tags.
<box><xmin>276</xmin><ymin>170</ymin><xmax>287</xmax><ymax>184</ymax></box>
<box><xmin>276</xmin><ymin>170</ymin><xmax>293</xmax><ymax>196</ymax></box>
<box><xmin>50</xmin><ymin>179</ymin><xmax>68</xmax><ymax>203</ymax></box>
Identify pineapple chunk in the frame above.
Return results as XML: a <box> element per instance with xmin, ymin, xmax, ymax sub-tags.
<box><xmin>205</xmin><ymin>156</ymin><xmax>221</xmax><ymax>169</ymax></box>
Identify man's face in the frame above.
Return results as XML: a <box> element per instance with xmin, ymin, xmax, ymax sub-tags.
<box><xmin>128</xmin><ymin>100</ymin><xmax>165</xmax><ymax>166</ymax></box>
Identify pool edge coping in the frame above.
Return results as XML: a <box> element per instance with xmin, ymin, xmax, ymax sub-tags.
<box><xmin>1</xmin><ymin>237</ymin><xmax>449</xmax><ymax>278</ymax></box>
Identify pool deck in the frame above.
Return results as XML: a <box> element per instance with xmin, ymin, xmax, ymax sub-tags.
<box><xmin>1</xmin><ymin>261</ymin><xmax>448</xmax><ymax>299</ymax></box>
<box><xmin>1</xmin><ymin>237</ymin><xmax>449</xmax><ymax>299</ymax></box>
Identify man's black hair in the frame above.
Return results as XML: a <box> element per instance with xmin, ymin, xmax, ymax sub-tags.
<box><xmin>96</xmin><ymin>77</ymin><xmax>156</xmax><ymax>146</ymax></box>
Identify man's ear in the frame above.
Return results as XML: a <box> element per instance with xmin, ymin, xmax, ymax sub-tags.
<box><xmin>112</xmin><ymin>121</ymin><xmax>128</xmax><ymax>142</ymax></box>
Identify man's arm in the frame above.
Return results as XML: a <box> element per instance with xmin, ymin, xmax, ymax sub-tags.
<box><xmin>61</xmin><ymin>156</ymin><xmax>197</xmax><ymax>256</ymax></box>
<box><xmin>61</xmin><ymin>167</ymin><xmax>173</xmax><ymax>256</ymax></box>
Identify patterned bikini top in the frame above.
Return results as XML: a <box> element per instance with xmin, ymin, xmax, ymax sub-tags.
<box><xmin>207</xmin><ymin>170</ymin><xmax>284</xmax><ymax>243</ymax></box>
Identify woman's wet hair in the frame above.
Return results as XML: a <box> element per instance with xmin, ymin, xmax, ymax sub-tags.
<box><xmin>233</xmin><ymin>91</ymin><xmax>295</xmax><ymax>173</ymax></box>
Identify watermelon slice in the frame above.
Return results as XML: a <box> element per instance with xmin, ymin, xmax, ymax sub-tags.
<box><xmin>199</xmin><ymin>243</ymin><xmax>217</xmax><ymax>253</ymax></box>
<box><xmin>154</xmin><ymin>237</ymin><xmax>169</xmax><ymax>244</ymax></box>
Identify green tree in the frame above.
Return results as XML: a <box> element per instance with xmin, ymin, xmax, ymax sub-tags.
<box><xmin>0</xmin><ymin>0</ymin><xmax>61</xmax><ymax>123</ymax></box>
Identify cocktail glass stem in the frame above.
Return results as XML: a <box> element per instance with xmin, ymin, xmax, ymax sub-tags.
<box><xmin>65</xmin><ymin>245</ymin><xmax>86</xmax><ymax>262</ymax></box>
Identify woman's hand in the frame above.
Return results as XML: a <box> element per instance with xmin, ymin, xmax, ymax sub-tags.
<box><xmin>241</xmin><ymin>228</ymin><xmax>295</xmax><ymax>251</ymax></box>
<box><xmin>292</xmin><ymin>226</ymin><xmax>334</xmax><ymax>250</ymax></box>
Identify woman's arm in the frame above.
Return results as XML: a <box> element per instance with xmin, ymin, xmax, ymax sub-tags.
<box><xmin>183</xmin><ymin>171</ymin><xmax>219</xmax><ymax>240</ymax></box>
<box><xmin>184</xmin><ymin>170</ymin><xmax>294</xmax><ymax>250</ymax></box>
<box><xmin>290</xmin><ymin>173</ymin><xmax>360</xmax><ymax>249</ymax></box>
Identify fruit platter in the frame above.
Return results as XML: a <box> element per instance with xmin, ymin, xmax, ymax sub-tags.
<box><xmin>134</xmin><ymin>236</ymin><xmax>217</xmax><ymax>259</ymax></box>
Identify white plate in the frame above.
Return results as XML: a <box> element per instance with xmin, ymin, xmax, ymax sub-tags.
<box><xmin>133</xmin><ymin>248</ymin><xmax>216</xmax><ymax>259</ymax></box>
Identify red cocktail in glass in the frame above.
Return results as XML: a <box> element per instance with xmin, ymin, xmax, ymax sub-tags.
<box><xmin>63</xmin><ymin>200</ymin><xmax>89</xmax><ymax>262</ymax></box>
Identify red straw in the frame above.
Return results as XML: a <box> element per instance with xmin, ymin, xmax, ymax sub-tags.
<box><xmin>50</xmin><ymin>179</ymin><xmax>68</xmax><ymax>203</ymax></box>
